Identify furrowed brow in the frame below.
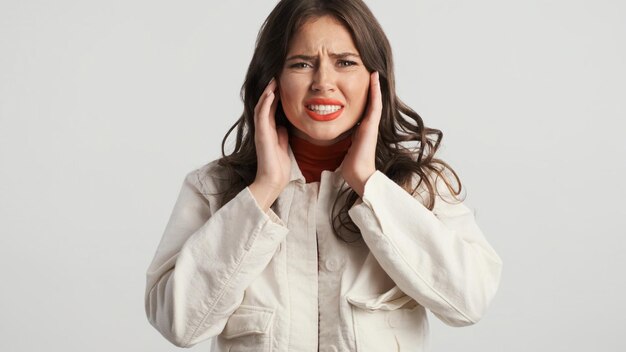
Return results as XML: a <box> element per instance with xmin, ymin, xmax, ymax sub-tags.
<box><xmin>285</xmin><ymin>52</ymin><xmax>360</xmax><ymax>61</ymax></box>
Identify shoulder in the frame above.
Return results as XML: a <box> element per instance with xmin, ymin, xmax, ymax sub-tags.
<box><xmin>182</xmin><ymin>158</ymin><xmax>231</xmax><ymax>196</ymax></box>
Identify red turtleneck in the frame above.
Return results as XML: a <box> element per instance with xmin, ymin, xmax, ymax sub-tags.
<box><xmin>289</xmin><ymin>133</ymin><xmax>352</xmax><ymax>183</ymax></box>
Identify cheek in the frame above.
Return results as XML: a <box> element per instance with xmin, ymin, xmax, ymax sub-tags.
<box><xmin>278</xmin><ymin>78</ymin><xmax>302</xmax><ymax>112</ymax></box>
<box><xmin>347</xmin><ymin>76</ymin><xmax>370</xmax><ymax>109</ymax></box>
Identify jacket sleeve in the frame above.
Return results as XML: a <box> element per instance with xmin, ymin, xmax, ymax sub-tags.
<box><xmin>144</xmin><ymin>169</ymin><xmax>289</xmax><ymax>347</ymax></box>
<box><xmin>347</xmin><ymin>170</ymin><xmax>503</xmax><ymax>327</ymax></box>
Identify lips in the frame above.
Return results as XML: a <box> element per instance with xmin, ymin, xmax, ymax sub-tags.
<box><xmin>304</xmin><ymin>98</ymin><xmax>344</xmax><ymax>106</ymax></box>
<box><xmin>304</xmin><ymin>98</ymin><xmax>345</xmax><ymax>121</ymax></box>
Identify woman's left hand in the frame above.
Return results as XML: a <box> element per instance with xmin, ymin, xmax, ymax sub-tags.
<box><xmin>341</xmin><ymin>71</ymin><xmax>382</xmax><ymax>198</ymax></box>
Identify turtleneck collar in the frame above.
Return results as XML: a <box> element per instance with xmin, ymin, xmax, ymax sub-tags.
<box><xmin>288</xmin><ymin>133</ymin><xmax>352</xmax><ymax>183</ymax></box>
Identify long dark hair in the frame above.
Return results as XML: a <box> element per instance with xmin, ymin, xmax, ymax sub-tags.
<box><xmin>210</xmin><ymin>0</ymin><xmax>465</xmax><ymax>243</ymax></box>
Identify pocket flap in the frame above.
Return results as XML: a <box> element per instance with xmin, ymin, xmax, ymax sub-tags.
<box><xmin>346</xmin><ymin>285</ymin><xmax>416</xmax><ymax>311</ymax></box>
<box><xmin>222</xmin><ymin>305</ymin><xmax>275</xmax><ymax>339</ymax></box>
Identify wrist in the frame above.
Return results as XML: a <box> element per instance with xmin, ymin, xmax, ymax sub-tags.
<box><xmin>349</xmin><ymin>169</ymin><xmax>376</xmax><ymax>198</ymax></box>
<box><xmin>249</xmin><ymin>181</ymin><xmax>281</xmax><ymax>212</ymax></box>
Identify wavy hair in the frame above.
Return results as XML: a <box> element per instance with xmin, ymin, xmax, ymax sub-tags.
<box><xmin>211</xmin><ymin>0</ymin><xmax>465</xmax><ymax>243</ymax></box>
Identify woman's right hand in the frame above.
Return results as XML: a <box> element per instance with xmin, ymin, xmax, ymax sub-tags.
<box><xmin>249</xmin><ymin>78</ymin><xmax>291</xmax><ymax>212</ymax></box>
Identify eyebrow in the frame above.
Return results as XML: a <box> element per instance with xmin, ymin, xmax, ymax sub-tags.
<box><xmin>285</xmin><ymin>52</ymin><xmax>360</xmax><ymax>61</ymax></box>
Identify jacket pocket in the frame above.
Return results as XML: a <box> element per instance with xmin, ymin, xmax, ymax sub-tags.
<box><xmin>346</xmin><ymin>285</ymin><xmax>416</xmax><ymax>311</ymax></box>
<box><xmin>346</xmin><ymin>286</ymin><xmax>427</xmax><ymax>352</ymax></box>
<box><xmin>221</xmin><ymin>305</ymin><xmax>275</xmax><ymax>352</ymax></box>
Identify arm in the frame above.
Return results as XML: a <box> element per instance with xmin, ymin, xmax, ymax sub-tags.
<box><xmin>144</xmin><ymin>169</ymin><xmax>288</xmax><ymax>347</ymax></box>
<box><xmin>347</xmin><ymin>170</ymin><xmax>503</xmax><ymax>327</ymax></box>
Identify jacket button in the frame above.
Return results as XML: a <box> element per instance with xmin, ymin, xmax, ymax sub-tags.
<box><xmin>324</xmin><ymin>258</ymin><xmax>340</xmax><ymax>272</ymax></box>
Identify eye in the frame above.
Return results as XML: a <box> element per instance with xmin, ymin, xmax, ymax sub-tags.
<box><xmin>338</xmin><ymin>60</ymin><xmax>357</xmax><ymax>67</ymax></box>
<box><xmin>290</xmin><ymin>62</ymin><xmax>312</xmax><ymax>69</ymax></box>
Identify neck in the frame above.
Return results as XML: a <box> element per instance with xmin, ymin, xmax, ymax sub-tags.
<box><xmin>288</xmin><ymin>132</ymin><xmax>352</xmax><ymax>183</ymax></box>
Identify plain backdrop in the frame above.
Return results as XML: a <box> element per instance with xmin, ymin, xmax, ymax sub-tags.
<box><xmin>1</xmin><ymin>0</ymin><xmax>624</xmax><ymax>351</ymax></box>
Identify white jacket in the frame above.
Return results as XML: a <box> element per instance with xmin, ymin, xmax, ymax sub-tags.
<box><xmin>144</xmin><ymin>145</ymin><xmax>503</xmax><ymax>352</ymax></box>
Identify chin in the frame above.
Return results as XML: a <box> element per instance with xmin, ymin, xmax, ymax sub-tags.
<box><xmin>311</xmin><ymin>131</ymin><xmax>341</xmax><ymax>140</ymax></box>
<box><xmin>304</xmin><ymin>129</ymin><xmax>352</xmax><ymax>145</ymax></box>
<box><xmin>288</xmin><ymin>117</ymin><xmax>353</xmax><ymax>143</ymax></box>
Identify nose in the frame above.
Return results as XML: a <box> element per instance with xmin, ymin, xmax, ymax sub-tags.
<box><xmin>310</xmin><ymin>60</ymin><xmax>336</xmax><ymax>93</ymax></box>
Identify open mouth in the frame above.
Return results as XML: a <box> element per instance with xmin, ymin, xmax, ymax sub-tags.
<box><xmin>305</xmin><ymin>104</ymin><xmax>344</xmax><ymax>115</ymax></box>
<box><xmin>305</xmin><ymin>104</ymin><xmax>344</xmax><ymax>121</ymax></box>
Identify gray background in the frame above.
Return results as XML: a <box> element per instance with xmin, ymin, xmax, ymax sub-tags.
<box><xmin>1</xmin><ymin>0</ymin><xmax>624</xmax><ymax>351</ymax></box>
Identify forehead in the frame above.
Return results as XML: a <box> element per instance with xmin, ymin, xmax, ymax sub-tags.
<box><xmin>287</xmin><ymin>15</ymin><xmax>358</xmax><ymax>54</ymax></box>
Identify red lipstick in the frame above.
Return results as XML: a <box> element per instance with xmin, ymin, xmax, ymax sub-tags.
<box><xmin>304</xmin><ymin>98</ymin><xmax>345</xmax><ymax>122</ymax></box>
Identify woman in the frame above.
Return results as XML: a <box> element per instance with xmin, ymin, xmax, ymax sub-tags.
<box><xmin>145</xmin><ymin>0</ymin><xmax>503</xmax><ymax>351</ymax></box>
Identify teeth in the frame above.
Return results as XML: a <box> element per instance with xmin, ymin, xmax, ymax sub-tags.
<box><xmin>307</xmin><ymin>104</ymin><xmax>342</xmax><ymax>115</ymax></box>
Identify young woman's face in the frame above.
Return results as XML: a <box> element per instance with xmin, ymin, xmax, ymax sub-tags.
<box><xmin>278</xmin><ymin>15</ymin><xmax>371</xmax><ymax>146</ymax></box>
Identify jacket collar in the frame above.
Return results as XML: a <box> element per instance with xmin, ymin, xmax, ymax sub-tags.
<box><xmin>287</xmin><ymin>144</ymin><xmax>306</xmax><ymax>184</ymax></box>
<box><xmin>286</xmin><ymin>143</ymin><xmax>345</xmax><ymax>185</ymax></box>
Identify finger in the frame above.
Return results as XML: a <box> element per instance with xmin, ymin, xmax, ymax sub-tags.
<box><xmin>254</xmin><ymin>78</ymin><xmax>278</xmax><ymax>117</ymax></box>
<box><xmin>358</xmin><ymin>72</ymin><xmax>380</xmax><ymax>141</ymax></box>
<box><xmin>367</xmin><ymin>71</ymin><xmax>382</xmax><ymax>121</ymax></box>
<box><xmin>257</xmin><ymin>90</ymin><xmax>275</xmax><ymax>133</ymax></box>
<box><xmin>254</xmin><ymin>91</ymin><xmax>268</xmax><ymax>125</ymax></box>
<box><xmin>268</xmin><ymin>91</ymin><xmax>279</xmax><ymax>130</ymax></box>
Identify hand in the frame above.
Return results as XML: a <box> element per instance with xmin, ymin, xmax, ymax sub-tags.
<box><xmin>341</xmin><ymin>71</ymin><xmax>383</xmax><ymax>198</ymax></box>
<box><xmin>249</xmin><ymin>78</ymin><xmax>291</xmax><ymax>211</ymax></box>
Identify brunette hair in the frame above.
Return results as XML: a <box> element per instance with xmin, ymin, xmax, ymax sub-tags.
<box><xmin>211</xmin><ymin>0</ymin><xmax>465</xmax><ymax>243</ymax></box>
